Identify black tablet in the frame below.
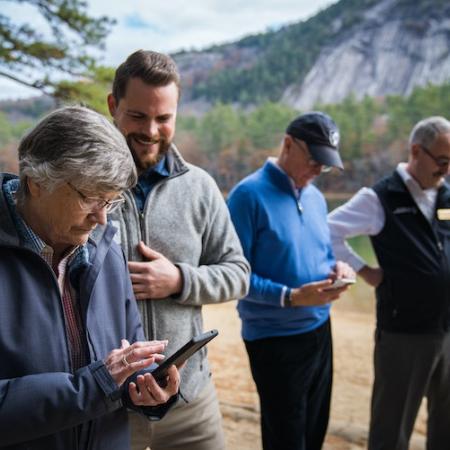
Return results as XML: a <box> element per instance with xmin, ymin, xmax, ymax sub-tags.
<box><xmin>151</xmin><ymin>329</ymin><xmax>219</xmax><ymax>385</ymax></box>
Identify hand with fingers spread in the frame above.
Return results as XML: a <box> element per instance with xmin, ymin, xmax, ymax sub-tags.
<box><xmin>128</xmin><ymin>241</ymin><xmax>183</xmax><ymax>300</ymax></box>
<box><xmin>104</xmin><ymin>339</ymin><xmax>167</xmax><ymax>387</ymax></box>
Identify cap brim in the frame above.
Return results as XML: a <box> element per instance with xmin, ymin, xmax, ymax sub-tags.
<box><xmin>308</xmin><ymin>144</ymin><xmax>344</xmax><ymax>170</ymax></box>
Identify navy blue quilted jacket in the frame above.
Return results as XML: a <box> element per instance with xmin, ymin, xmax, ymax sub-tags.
<box><xmin>0</xmin><ymin>173</ymin><xmax>174</xmax><ymax>450</ymax></box>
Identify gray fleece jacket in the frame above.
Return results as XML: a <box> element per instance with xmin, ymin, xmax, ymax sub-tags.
<box><xmin>110</xmin><ymin>145</ymin><xmax>250</xmax><ymax>400</ymax></box>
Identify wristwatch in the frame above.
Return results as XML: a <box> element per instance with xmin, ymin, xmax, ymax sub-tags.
<box><xmin>284</xmin><ymin>287</ymin><xmax>292</xmax><ymax>308</ymax></box>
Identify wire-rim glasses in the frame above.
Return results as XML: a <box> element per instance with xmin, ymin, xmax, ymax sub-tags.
<box><xmin>421</xmin><ymin>145</ymin><xmax>450</xmax><ymax>168</ymax></box>
<box><xmin>68</xmin><ymin>182</ymin><xmax>125</xmax><ymax>213</ymax></box>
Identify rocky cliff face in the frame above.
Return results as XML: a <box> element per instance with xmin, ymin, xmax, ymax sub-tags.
<box><xmin>174</xmin><ymin>44</ymin><xmax>262</xmax><ymax>114</ymax></box>
<box><xmin>283</xmin><ymin>0</ymin><xmax>450</xmax><ymax>110</ymax></box>
<box><xmin>174</xmin><ymin>0</ymin><xmax>450</xmax><ymax>111</ymax></box>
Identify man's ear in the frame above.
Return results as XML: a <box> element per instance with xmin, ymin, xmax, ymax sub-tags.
<box><xmin>411</xmin><ymin>143</ymin><xmax>421</xmax><ymax>158</ymax></box>
<box><xmin>284</xmin><ymin>135</ymin><xmax>294</xmax><ymax>155</ymax></box>
<box><xmin>107</xmin><ymin>93</ymin><xmax>116</xmax><ymax>116</ymax></box>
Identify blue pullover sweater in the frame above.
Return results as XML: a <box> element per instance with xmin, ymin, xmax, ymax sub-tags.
<box><xmin>228</xmin><ymin>160</ymin><xmax>335</xmax><ymax>341</ymax></box>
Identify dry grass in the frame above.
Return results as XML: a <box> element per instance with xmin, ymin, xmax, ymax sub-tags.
<box><xmin>203</xmin><ymin>290</ymin><xmax>427</xmax><ymax>449</ymax></box>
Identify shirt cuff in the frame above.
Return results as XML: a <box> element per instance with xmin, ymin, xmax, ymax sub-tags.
<box><xmin>346</xmin><ymin>253</ymin><xmax>367</xmax><ymax>272</ymax></box>
<box><xmin>280</xmin><ymin>286</ymin><xmax>292</xmax><ymax>307</ymax></box>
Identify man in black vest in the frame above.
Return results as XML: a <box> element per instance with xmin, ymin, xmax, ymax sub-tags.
<box><xmin>327</xmin><ymin>116</ymin><xmax>450</xmax><ymax>450</ymax></box>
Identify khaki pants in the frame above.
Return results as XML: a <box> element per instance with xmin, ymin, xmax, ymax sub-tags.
<box><xmin>130</xmin><ymin>378</ymin><xmax>226</xmax><ymax>450</ymax></box>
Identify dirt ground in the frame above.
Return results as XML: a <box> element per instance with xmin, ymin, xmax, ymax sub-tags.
<box><xmin>203</xmin><ymin>291</ymin><xmax>428</xmax><ymax>450</ymax></box>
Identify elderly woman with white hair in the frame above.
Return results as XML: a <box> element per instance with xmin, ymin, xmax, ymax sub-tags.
<box><xmin>0</xmin><ymin>106</ymin><xmax>180</xmax><ymax>450</ymax></box>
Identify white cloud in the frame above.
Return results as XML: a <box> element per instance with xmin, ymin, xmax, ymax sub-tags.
<box><xmin>1</xmin><ymin>0</ymin><xmax>336</xmax><ymax>99</ymax></box>
<box><xmin>89</xmin><ymin>0</ymin><xmax>336</xmax><ymax>63</ymax></box>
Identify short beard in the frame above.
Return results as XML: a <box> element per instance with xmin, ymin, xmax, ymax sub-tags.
<box><xmin>126</xmin><ymin>134</ymin><xmax>171</xmax><ymax>173</ymax></box>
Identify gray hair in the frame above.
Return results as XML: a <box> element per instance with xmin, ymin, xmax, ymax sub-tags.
<box><xmin>409</xmin><ymin>116</ymin><xmax>450</xmax><ymax>149</ymax></box>
<box><xmin>17</xmin><ymin>106</ymin><xmax>137</xmax><ymax>204</ymax></box>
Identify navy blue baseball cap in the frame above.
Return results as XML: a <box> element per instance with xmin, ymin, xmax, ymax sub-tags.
<box><xmin>286</xmin><ymin>111</ymin><xmax>343</xmax><ymax>169</ymax></box>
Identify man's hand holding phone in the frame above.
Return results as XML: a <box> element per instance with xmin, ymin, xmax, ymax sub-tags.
<box><xmin>289</xmin><ymin>279</ymin><xmax>345</xmax><ymax>306</ymax></box>
<box><xmin>322</xmin><ymin>277</ymin><xmax>356</xmax><ymax>291</ymax></box>
<box><xmin>323</xmin><ymin>260</ymin><xmax>356</xmax><ymax>291</ymax></box>
<box><xmin>288</xmin><ymin>260</ymin><xmax>355</xmax><ymax>306</ymax></box>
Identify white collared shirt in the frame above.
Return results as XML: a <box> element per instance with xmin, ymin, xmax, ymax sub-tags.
<box><xmin>327</xmin><ymin>163</ymin><xmax>438</xmax><ymax>271</ymax></box>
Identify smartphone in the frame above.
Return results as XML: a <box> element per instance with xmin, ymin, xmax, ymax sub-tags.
<box><xmin>151</xmin><ymin>329</ymin><xmax>219</xmax><ymax>386</ymax></box>
<box><xmin>323</xmin><ymin>278</ymin><xmax>356</xmax><ymax>291</ymax></box>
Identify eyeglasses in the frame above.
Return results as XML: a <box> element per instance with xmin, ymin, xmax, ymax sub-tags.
<box><xmin>294</xmin><ymin>139</ymin><xmax>331</xmax><ymax>173</ymax></box>
<box><xmin>421</xmin><ymin>145</ymin><xmax>450</xmax><ymax>168</ymax></box>
<box><xmin>68</xmin><ymin>183</ymin><xmax>125</xmax><ymax>213</ymax></box>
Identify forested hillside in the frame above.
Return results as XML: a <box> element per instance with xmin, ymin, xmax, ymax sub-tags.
<box><xmin>177</xmin><ymin>0</ymin><xmax>376</xmax><ymax>104</ymax></box>
<box><xmin>1</xmin><ymin>81</ymin><xmax>449</xmax><ymax>193</ymax></box>
<box><xmin>1</xmin><ymin>0</ymin><xmax>449</xmax><ymax>196</ymax></box>
<box><xmin>0</xmin><ymin>96</ymin><xmax>54</xmax><ymax>171</ymax></box>
<box><xmin>176</xmin><ymin>81</ymin><xmax>450</xmax><ymax>193</ymax></box>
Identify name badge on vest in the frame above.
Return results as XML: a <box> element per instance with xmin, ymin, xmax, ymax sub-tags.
<box><xmin>437</xmin><ymin>208</ymin><xmax>450</xmax><ymax>220</ymax></box>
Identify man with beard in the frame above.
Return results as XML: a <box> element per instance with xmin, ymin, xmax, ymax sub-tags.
<box><xmin>107</xmin><ymin>50</ymin><xmax>250</xmax><ymax>450</ymax></box>
<box><xmin>328</xmin><ymin>116</ymin><xmax>450</xmax><ymax>450</ymax></box>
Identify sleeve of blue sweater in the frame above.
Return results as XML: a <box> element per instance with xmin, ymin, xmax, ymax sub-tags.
<box><xmin>227</xmin><ymin>184</ymin><xmax>285</xmax><ymax>306</ymax></box>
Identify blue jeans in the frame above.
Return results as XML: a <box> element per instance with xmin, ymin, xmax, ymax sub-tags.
<box><xmin>245</xmin><ymin>319</ymin><xmax>333</xmax><ymax>450</ymax></box>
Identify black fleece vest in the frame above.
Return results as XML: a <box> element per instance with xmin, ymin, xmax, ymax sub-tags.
<box><xmin>371</xmin><ymin>172</ymin><xmax>450</xmax><ymax>333</ymax></box>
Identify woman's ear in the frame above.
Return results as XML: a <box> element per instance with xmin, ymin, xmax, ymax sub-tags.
<box><xmin>27</xmin><ymin>177</ymin><xmax>42</xmax><ymax>198</ymax></box>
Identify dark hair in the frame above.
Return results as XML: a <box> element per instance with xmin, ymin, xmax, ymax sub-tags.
<box><xmin>112</xmin><ymin>50</ymin><xmax>181</xmax><ymax>102</ymax></box>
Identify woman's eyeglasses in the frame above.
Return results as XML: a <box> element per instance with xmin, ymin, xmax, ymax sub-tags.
<box><xmin>68</xmin><ymin>183</ymin><xmax>125</xmax><ymax>213</ymax></box>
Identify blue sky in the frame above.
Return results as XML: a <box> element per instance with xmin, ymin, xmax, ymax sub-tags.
<box><xmin>0</xmin><ymin>0</ymin><xmax>336</xmax><ymax>100</ymax></box>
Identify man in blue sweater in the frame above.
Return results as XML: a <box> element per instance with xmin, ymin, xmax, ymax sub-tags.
<box><xmin>228</xmin><ymin>112</ymin><xmax>354</xmax><ymax>450</ymax></box>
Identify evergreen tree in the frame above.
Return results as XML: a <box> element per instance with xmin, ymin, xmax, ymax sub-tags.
<box><xmin>0</xmin><ymin>0</ymin><xmax>113</xmax><ymax>95</ymax></box>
